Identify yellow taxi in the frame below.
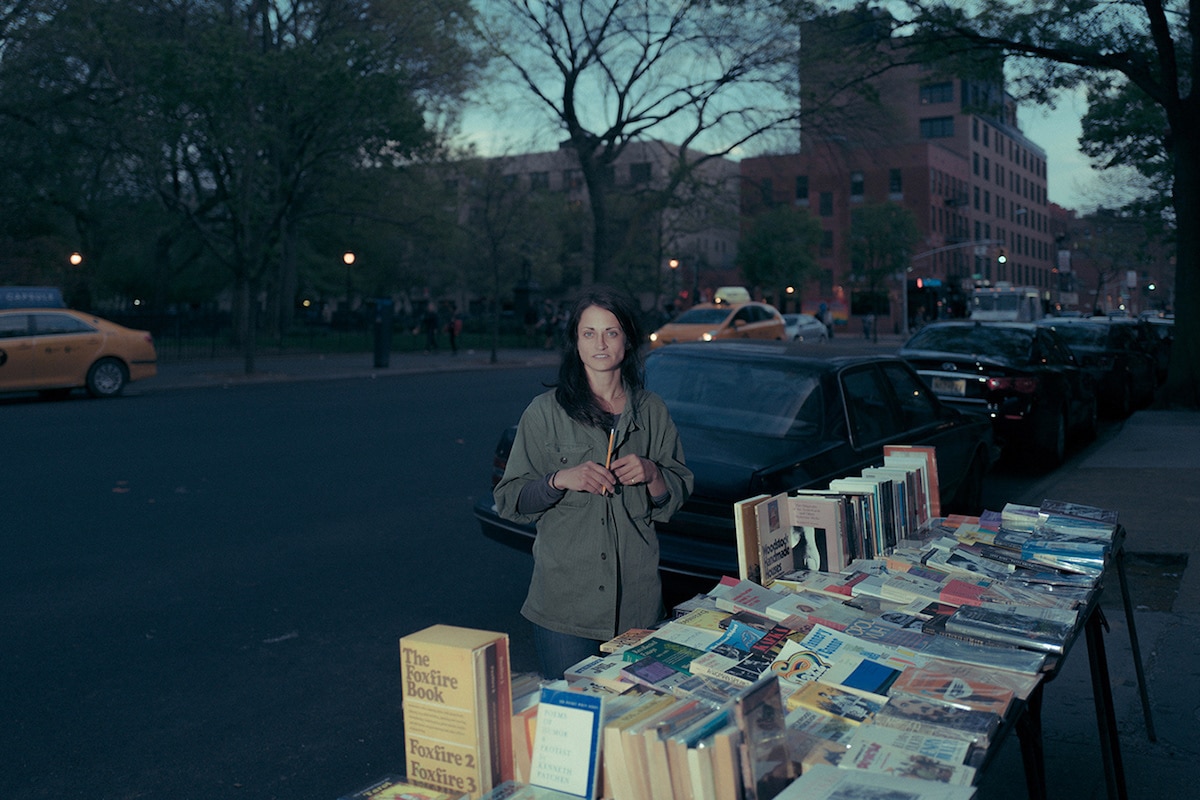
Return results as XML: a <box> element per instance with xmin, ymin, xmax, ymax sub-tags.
<box><xmin>0</xmin><ymin>308</ymin><xmax>158</xmax><ymax>397</ymax></box>
<box><xmin>648</xmin><ymin>301</ymin><xmax>786</xmax><ymax>349</ymax></box>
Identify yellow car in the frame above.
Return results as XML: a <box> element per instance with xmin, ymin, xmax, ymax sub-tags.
<box><xmin>0</xmin><ymin>308</ymin><xmax>158</xmax><ymax>397</ymax></box>
<box><xmin>648</xmin><ymin>301</ymin><xmax>786</xmax><ymax>349</ymax></box>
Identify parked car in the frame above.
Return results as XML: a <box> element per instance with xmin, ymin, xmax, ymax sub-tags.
<box><xmin>1037</xmin><ymin>317</ymin><xmax>1157</xmax><ymax>417</ymax></box>
<box><xmin>898</xmin><ymin>321</ymin><xmax>1097</xmax><ymax>466</ymax></box>
<box><xmin>648</xmin><ymin>301</ymin><xmax>785</xmax><ymax>349</ymax></box>
<box><xmin>474</xmin><ymin>341</ymin><xmax>996</xmax><ymax>579</ymax></box>
<box><xmin>0</xmin><ymin>308</ymin><xmax>157</xmax><ymax>398</ymax></box>
<box><xmin>782</xmin><ymin>313</ymin><xmax>829</xmax><ymax>343</ymax></box>
<box><xmin>1108</xmin><ymin>316</ymin><xmax>1170</xmax><ymax>384</ymax></box>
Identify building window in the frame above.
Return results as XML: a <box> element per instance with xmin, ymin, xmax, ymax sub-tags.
<box><xmin>630</xmin><ymin>162</ymin><xmax>652</xmax><ymax>184</ymax></box>
<box><xmin>889</xmin><ymin>168</ymin><xmax>903</xmax><ymax>196</ymax></box>
<box><xmin>563</xmin><ymin>169</ymin><xmax>583</xmax><ymax>190</ymax></box>
<box><xmin>819</xmin><ymin>191</ymin><xmax>833</xmax><ymax>217</ymax></box>
<box><xmin>530</xmin><ymin>171</ymin><xmax>550</xmax><ymax>190</ymax></box>
<box><xmin>820</xmin><ymin>229</ymin><xmax>834</xmax><ymax>257</ymax></box>
<box><xmin>850</xmin><ymin>171</ymin><xmax>864</xmax><ymax>199</ymax></box>
<box><xmin>795</xmin><ymin>175</ymin><xmax>809</xmax><ymax>203</ymax></box>
<box><xmin>920</xmin><ymin>116</ymin><xmax>954</xmax><ymax>138</ymax></box>
<box><xmin>973</xmin><ymin>153</ymin><xmax>980</xmax><ymax>175</ymax></box>
<box><xmin>983</xmin><ymin>157</ymin><xmax>990</xmax><ymax>181</ymax></box>
<box><xmin>920</xmin><ymin>82</ymin><xmax>954</xmax><ymax>104</ymax></box>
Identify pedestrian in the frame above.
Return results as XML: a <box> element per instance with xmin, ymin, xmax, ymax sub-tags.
<box><xmin>864</xmin><ymin>312</ymin><xmax>875</xmax><ymax>341</ymax></box>
<box><xmin>493</xmin><ymin>288</ymin><xmax>694</xmax><ymax>680</ymax></box>
<box><xmin>445</xmin><ymin>302</ymin><xmax>461</xmax><ymax>355</ymax></box>
<box><xmin>420</xmin><ymin>300</ymin><xmax>439</xmax><ymax>352</ymax></box>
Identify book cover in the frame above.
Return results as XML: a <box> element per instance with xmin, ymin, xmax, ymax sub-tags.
<box><xmin>599</xmin><ymin>628</ymin><xmax>655</xmax><ymax>654</ymax></box>
<box><xmin>774</xmin><ymin>763</ymin><xmax>978</xmax><ymax>800</ymax></box>
<box><xmin>732</xmin><ymin>676</ymin><xmax>796</xmax><ymax>800</ymax></box>
<box><xmin>1038</xmin><ymin>499</ymin><xmax>1119</xmax><ymax>525</ymax></box>
<box><xmin>734</xmin><ymin>493</ymin><xmax>772</xmax><ymax>584</ymax></box>
<box><xmin>708</xmin><ymin>723</ymin><xmax>743</xmax><ymax>800</ymax></box>
<box><xmin>564</xmin><ymin>654</ymin><xmax>630</xmax><ymax>692</ymax></box>
<box><xmin>400</xmin><ymin>625</ymin><xmax>514</xmax><ymax>799</ymax></box>
<box><xmin>889</xmin><ymin>666</ymin><xmax>1016</xmax><ymax>716</ymax></box>
<box><xmin>784</xmin><ymin>680</ymin><xmax>885</xmax><ymax>724</ymax></box>
<box><xmin>674</xmin><ymin>608</ymin><xmax>734</xmax><ymax>633</ymax></box>
<box><xmin>840</xmin><ymin>739</ymin><xmax>977</xmax><ymax>785</ymax></box>
<box><xmin>708</xmin><ymin>576</ymin><xmax>785</xmax><ymax>616</ymax></box>
<box><xmin>875</xmin><ymin>691</ymin><xmax>1000</xmax><ymax>747</ymax></box>
<box><xmin>621</xmin><ymin>656</ymin><xmax>696</xmax><ymax>694</ymax></box>
<box><xmin>621</xmin><ymin>637</ymin><xmax>706</xmax><ymax>674</ymax></box>
<box><xmin>945</xmin><ymin>603</ymin><xmax>1075</xmax><ymax>654</ymax></box>
<box><xmin>754</xmin><ymin>493</ymin><xmax>795</xmax><ymax>585</ymax></box>
<box><xmin>843</xmin><ymin>723</ymin><xmax>974</xmax><ymax>766</ymax></box>
<box><xmin>641</xmin><ymin>699</ymin><xmax>714</xmax><ymax>800</ymax></box>
<box><xmin>787</xmin><ymin>493</ymin><xmax>852</xmax><ymax>573</ymax></box>
<box><xmin>528</xmin><ymin>688</ymin><xmax>604</xmax><ymax>799</ymax></box>
<box><xmin>338</xmin><ymin>774</ymin><xmax>469</xmax><ymax>800</ymax></box>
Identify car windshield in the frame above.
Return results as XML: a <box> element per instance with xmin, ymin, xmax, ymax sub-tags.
<box><xmin>671</xmin><ymin>307</ymin><xmax>731</xmax><ymax>325</ymax></box>
<box><xmin>905</xmin><ymin>325</ymin><xmax>1034</xmax><ymax>360</ymax></box>
<box><xmin>1046</xmin><ymin>323</ymin><xmax>1108</xmax><ymax>348</ymax></box>
<box><xmin>646</xmin><ymin>352</ymin><xmax>824</xmax><ymax>439</ymax></box>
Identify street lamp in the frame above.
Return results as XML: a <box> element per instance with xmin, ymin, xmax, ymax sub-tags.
<box><xmin>343</xmin><ymin>251</ymin><xmax>355</xmax><ymax>322</ymax></box>
<box><xmin>69</xmin><ymin>252</ymin><xmax>83</xmax><ymax>267</ymax></box>
<box><xmin>668</xmin><ymin>258</ymin><xmax>679</xmax><ymax>303</ymax></box>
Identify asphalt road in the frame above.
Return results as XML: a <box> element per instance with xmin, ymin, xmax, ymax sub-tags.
<box><xmin>2</xmin><ymin>368</ymin><xmax>559</xmax><ymax>800</ymax></box>
<box><xmin>1</xmin><ymin>357</ymin><xmax>1116</xmax><ymax>800</ymax></box>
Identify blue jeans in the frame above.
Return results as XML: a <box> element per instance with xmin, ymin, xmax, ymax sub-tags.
<box><xmin>533</xmin><ymin>623</ymin><xmax>604</xmax><ymax>680</ymax></box>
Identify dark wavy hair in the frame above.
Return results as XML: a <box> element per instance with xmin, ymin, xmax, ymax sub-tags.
<box><xmin>555</xmin><ymin>287</ymin><xmax>646</xmax><ymax>428</ymax></box>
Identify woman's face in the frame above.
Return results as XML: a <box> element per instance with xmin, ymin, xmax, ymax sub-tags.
<box><xmin>576</xmin><ymin>305</ymin><xmax>627</xmax><ymax>374</ymax></box>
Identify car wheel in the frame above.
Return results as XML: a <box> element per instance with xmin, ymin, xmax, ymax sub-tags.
<box><xmin>946</xmin><ymin>450</ymin><xmax>987</xmax><ymax>516</ymax></box>
<box><xmin>86</xmin><ymin>358</ymin><xmax>128</xmax><ymax>398</ymax></box>
<box><xmin>1034</xmin><ymin>407</ymin><xmax>1068</xmax><ymax>467</ymax></box>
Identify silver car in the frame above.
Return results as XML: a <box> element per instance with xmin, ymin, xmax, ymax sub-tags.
<box><xmin>782</xmin><ymin>313</ymin><xmax>829</xmax><ymax>342</ymax></box>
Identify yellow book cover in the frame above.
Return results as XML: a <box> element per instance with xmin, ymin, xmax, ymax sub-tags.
<box><xmin>400</xmin><ymin>625</ymin><xmax>514</xmax><ymax>799</ymax></box>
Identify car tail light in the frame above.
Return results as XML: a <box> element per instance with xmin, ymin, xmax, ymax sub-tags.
<box><xmin>986</xmin><ymin>376</ymin><xmax>1039</xmax><ymax>393</ymax></box>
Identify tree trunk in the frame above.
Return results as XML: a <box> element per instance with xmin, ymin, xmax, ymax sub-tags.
<box><xmin>1164</xmin><ymin>115</ymin><xmax>1200</xmax><ymax>408</ymax></box>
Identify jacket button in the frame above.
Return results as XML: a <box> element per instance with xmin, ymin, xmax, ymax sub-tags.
<box><xmin>560</xmin><ymin>456</ymin><xmax>568</xmax><ymax>464</ymax></box>
<box><xmin>600</xmin><ymin>552</ymin><xmax>607</xmax><ymax>560</ymax></box>
<box><xmin>598</xmin><ymin>585</ymin><xmax>605</xmax><ymax>592</ymax></box>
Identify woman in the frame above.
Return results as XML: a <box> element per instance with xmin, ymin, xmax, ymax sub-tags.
<box><xmin>494</xmin><ymin>288</ymin><xmax>693</xmax><ymax>679</ymax></box>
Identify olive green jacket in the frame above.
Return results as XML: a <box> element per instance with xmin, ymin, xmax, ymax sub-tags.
<box><xmin>494</xmin><ymin>387</ymin><xmax>693</xmax><ymax>640</ymax></box>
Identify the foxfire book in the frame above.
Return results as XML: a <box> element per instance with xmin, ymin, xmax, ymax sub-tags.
<box><xmin>400</xmin><ymin>624</ymin><xmax>514</xmax><ymax>799</ymax></box>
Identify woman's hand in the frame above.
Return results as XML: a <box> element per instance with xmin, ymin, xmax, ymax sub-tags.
<box><xmin>610</xmin><ymin>455</ymin><xmax>666</xmax><ymax>496</ymax></box>
<box><xmin>552</xmin><ymin>461</ymin><xmax>617</xmax><ymax>496</ymax></box>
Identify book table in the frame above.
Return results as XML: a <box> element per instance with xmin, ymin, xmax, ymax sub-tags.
<box><xmin>1012</xmin><ymin>526</ymin><xmax>1153</xmax><ymax>800</ymax></box>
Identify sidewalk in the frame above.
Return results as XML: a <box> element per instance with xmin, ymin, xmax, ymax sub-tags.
<box><xmin>146</xmin><ymin>345</ymin><xmax>1200</xmax><ymax>799</ymax></box>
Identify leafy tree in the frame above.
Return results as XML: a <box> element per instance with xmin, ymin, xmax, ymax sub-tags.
<box><xmin>477</xmin><ymin>0</ymin><xmax>804</xmax><ymax>286</ymax></box>
<box><xmin>849</xmin><ymin>202</ymin><xmax>921</xmax><ymax>320</ymax></box>
<box><xmin>737</xmin><ymin>205</ymin><xmax>823</xmax><ymax>308</ymax></box>
<box><xmin>894</xmin><ymin>0</ymin><xmax>1199</xmax><ymax>406</ymax></box>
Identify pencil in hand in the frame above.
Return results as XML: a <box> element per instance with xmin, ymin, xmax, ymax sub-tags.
<box><xmin>604</xmin><ymin>427</ymin><xmax>616</xmax><ymax>495</ymax></box>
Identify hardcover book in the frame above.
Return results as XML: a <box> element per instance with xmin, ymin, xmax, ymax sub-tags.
<box><xmin>734</xmin><ymin>493</ymin><xmax>772</xmax><ymax>584</ymax></box>
<box><xmin>754</xmin><ymin>493</ymin><xmax>796</xmax><ymax>585</ymax></box>
<box><xmin>787</xmin><ymin>492</ymin><xmax>852</xmax><ymax>573</ymax></box>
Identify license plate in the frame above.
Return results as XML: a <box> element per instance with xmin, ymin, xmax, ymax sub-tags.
<box><xmin>932</xmin><ymin>376</ymin><xmax>966</xmax><ymax>396</ymax></box>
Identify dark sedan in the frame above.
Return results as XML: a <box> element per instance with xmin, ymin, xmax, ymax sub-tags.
<box><xmin>474</xmin><ymin>341</ymin><xmax>996</xmax><ymax>579</ymax></box>
<box><xmin>899</xmin><ymin>321</ymin><xmax>1098</xmax><ymax>466</ymax></box>
<box><xmin>1037</xmin><ymin>317</ymin><xmax>1157</xmax><ymax>417</ymax></box>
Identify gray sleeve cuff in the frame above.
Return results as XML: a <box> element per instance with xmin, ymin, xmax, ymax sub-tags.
<box><xmin>516</xmin><ymin>472</ymin><xmax>567</xmax><ymax>515</ymax></box>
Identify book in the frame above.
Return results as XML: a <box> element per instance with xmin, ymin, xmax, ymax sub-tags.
<box><xmin>621</xmin><ymin>637</ymin><xmax>706</xmax><ymax>674</ymax></box>
<box><xmin>784</xmin><ymin>679</ymin><xmax>886</xmax><ymax>724</ymax></box>
<box><xmin>528</xmin><ymin>688</ymin><xmax>604</xmax><ymax>799</ymax></box>
<box><xmin>874</xmin><ymin>691</ymin><xmax>1000</xmax><ymax>747</ymax></box>
<box><xmin>641</xmin><ymin>699</ymin><xmax>716</xmax><ymax>800</ymax></box>
<box><xmin>1038</xmin><ymin>498</ymin><xmax>1118</xmax><ymax>526</ymax></box>
<box><xmin>754</xmin><ymin>493</ymin><xmax>796</xmax><ymax>585</ymax></box>
<box><xmin>337</xmin><ymin>774</ymin><xmax>468</xmax><ymax>800</ymax></box>
<box><xmin>839</xmin><ymin>738</ymin><xmax>977</xmax><ymax>785</ymax></box>
<box><xmin>400</xmin><ymin>625</ymin><xmax>514</xmax><ymax>799</ymax></box>
<box><xmin>708</xmin><ymin>576</ymin><xmax>785</xmax><ymax>617</ymax></box>
<box><xmin>883</xmin><ymin>445</ymin><xmax>941</xmax><ymax>518</ymax></box>
<box><xmin>732</xmin><ymin>675</ymin><xmax>796</xmax><ymax>800</ymax></box>
<box><xmin>788</xmin><ymin>493</ymin><xmax>853</xmax><ymax>574</ymax></box>
<box><xmin>707</xmin><ymin>723</ymin><xmax>743</xmax><ymax>800</ymax></box>
<box><xmin>600</xmin><ymin>628</ymin><xmax>656</xmax><ymax>654</ymax></box>
<box><xmin>600</xmin><ymin>690</ymin><xmax>679</xmax><ymax>800</ymax></box>
<box><xmin>564</xmin><ymin>654</ymin><xmax>630</xmax><ymax>692</ymax></box>
<box><xmin>774</xmin><ymin>763</ymin><xmax>978</xmax><ymax>800</ymax></box>
<box><xmin>944</xmin><ymin>603</ymin><xmax>1076</xmax><ymax>654</ymax></box>
<box><xmin>888</xmin><ymin>666</ymin><xmax>1015</xmax><ymax>716</ymax></box>
<box><xmin>621</xmin><ymin>656</ymin><xmax>697</xmax><ymax>694</ymax></box>
<box><xmin>734</xmin><ymin>493</ymin><xmax>771</xmax><ymax>584</ymax></box>
<box><xmin>842</xmin><ymin>724</ymin><xmax>974</xmax><ymax>767</ymax></box>
<box><xmin>477</xmin><ymin>781</ymin><xmax>581</xmax><ymax>800</ymax></box>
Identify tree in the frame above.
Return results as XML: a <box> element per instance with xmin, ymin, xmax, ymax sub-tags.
<box><xmin>737</xmin><ymin>205</ymin><xmax>823</xmax><ymax>308</ymax></box>
<box><xmin>478</xmin><ymin>0</ymin><xmax>803</xmax><ymax>286</ymax></box>
<box><xmin>849</xmin><ymin>202</ymin><xmax>921</xmax><ymax>323</ymax></box>
<box><xmin>895</xmin><ymin>0</ymin><xmax>1199</xmax><ymax>406</ymax></box>
<box><xmin>0</xmin><ymin>0</ymin><xmax>483</xmax><ymax>373</ymax></box>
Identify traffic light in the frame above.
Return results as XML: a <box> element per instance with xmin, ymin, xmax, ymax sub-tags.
<box><xmin>996</xmin><ymin>248</ymin><xmax>1008</xmax><ymax>264</ymax></box>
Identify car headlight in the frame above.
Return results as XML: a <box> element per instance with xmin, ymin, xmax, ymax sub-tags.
<box><xmin>702</xmin><ymin>331</ymin><xmax>716</xmax><ymax>342</ymax></box>
<box><xmin>649</xmin><ymin>332</ymin><xmax>659</xmax><ymax>342</ymax></box>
